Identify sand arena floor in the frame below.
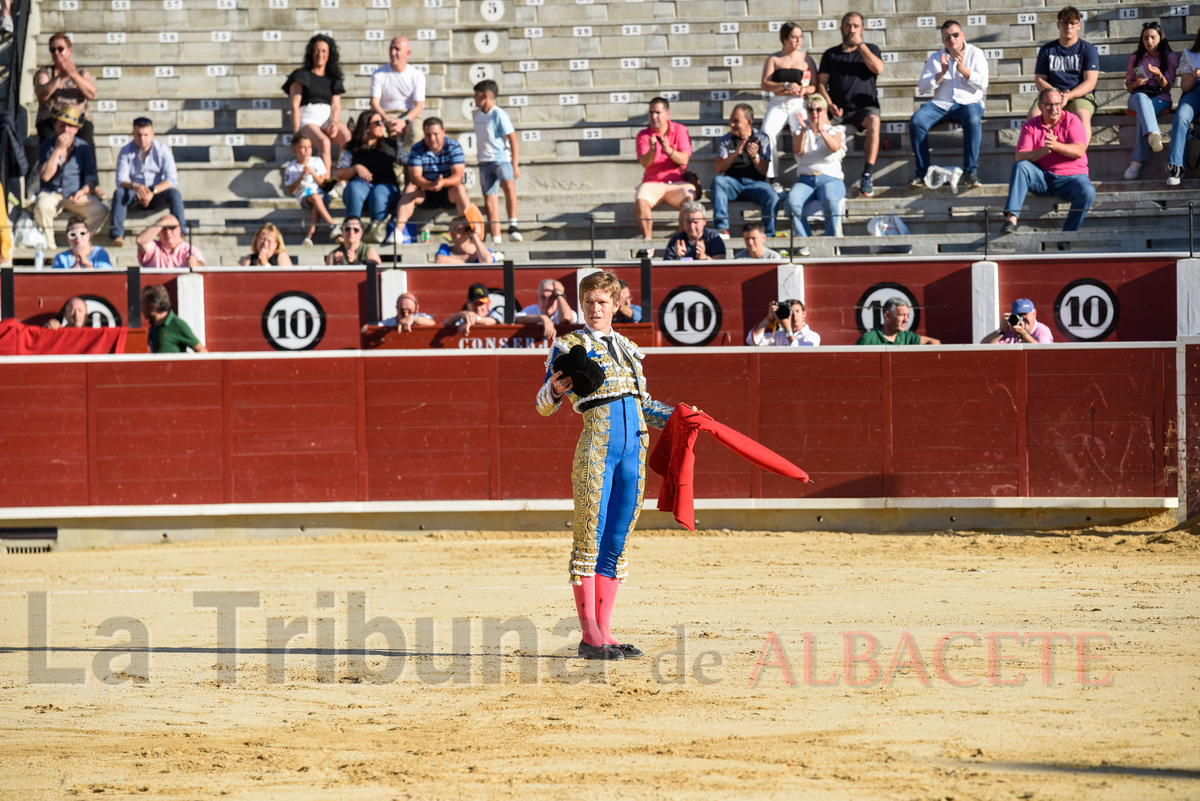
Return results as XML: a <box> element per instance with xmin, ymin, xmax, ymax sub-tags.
<box><xmin>1</xmin><ymin>519</ymin><xmax>1198</xmax><ymax>800</ymax></box>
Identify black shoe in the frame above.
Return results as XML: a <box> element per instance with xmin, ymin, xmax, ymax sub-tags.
<box><xmin>963</xmin><ymin>171</ymin><xmax>981</xmax><ymax>188</ymax></box>
<box><xmin>1000</xmin><ymin>219</ymin><xmax>1018</xmax><ymax>236</ymax></box>
<box><xmin>615</xmin><ymin>643</ymin><xmax>644</xmax><ymax>658</ymax></box>
<box><xmin>578</xmin><ymin>640</ymin><xmax>625</xmax><ymax>660</ymax></box>
<box><xmin>1056</xmin><ymin>241</ymin><xmax>1071</xmax><ymax>251</ymax></box>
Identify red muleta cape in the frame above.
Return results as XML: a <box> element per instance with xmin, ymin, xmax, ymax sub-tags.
<box><xmin>648</xmin><ymin>403</ymin><xmax>811</xmax><ymax>530</ymax></box>
<box><xmin>0</xmin><ymin>319</ymin><xmax>128</xmax><ymax>355</ymax></box>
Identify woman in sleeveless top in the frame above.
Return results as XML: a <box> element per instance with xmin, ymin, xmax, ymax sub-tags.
<box><xmin>759</xmin><ymin>22</ymin><xmax>818</xmax><ymax>181</ymax></box>
<box><xmin>324</xmin><ymin>216</ymin><xmax>380</xmax><ymax>265</ymax></box>
<box><xmin>33</xmin><ymin>33</ymin><xmax>96</xmax><ymax>151</ymax></box>
<box><xmin>285</xmin><ymin>35</ymin><xmax>352</xmax><ymax>183</ymax></box>
<box><xmin>240</xmin><ymin>223</ymin><xmax>293</xmax><ymax>266</ymax></box>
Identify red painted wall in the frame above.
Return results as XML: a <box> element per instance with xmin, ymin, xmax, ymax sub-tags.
<box><xmin>0</xmin><ymin>347</ymin><xmax>1176</xmax><ymax>509</ymax></box>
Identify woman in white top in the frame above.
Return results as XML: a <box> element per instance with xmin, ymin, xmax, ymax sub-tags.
<box><xmin>1167</xmin><ymin>29</ymin><xmax>1200</xmax><ymax>186</ymax></box>
<box><xmin>785</xmin><ymin>95</ymin><xmax>847</xmax><ymax>239</ymax></box>
<box><xmin>759</xmin><ymin>22</ymin><xmax>818</xmax><ymax>182</ymax></box>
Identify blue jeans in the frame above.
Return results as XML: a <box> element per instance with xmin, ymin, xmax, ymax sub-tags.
<box><xmin>710</xmin><ymin>174</ymin><xmax>779</xmax><ymax>236</ymax></box>
<box><xmin>342</xmin><ymin>178</ymin><xmax>400</xmax><ymax>222</ymax></box>
<box><xmin>1004</xmin><ymin>160</ymin><xmax>1095</xmax><ymax>232</ymax></box>
<box><xmin>909</xmin><ymin>100</ymin><xmax>984</xmax><ymax>176</ymax></box>
<box><xmin>109</xmin><ymin>186</ymin><xmax>186</xmax><ymax>238</ymax></box>
<box><xmin>1169</xmin><ymin>87</ymin><xmax>1200</xmax><ymax>168</ymax></box>
<box><xmin>785</xmin><ymin>174</ymin><xmax>845</xmax><ymax>237</ymax></box>
<box><xmin>1128</xmin><ymin>93</ymin><xmax>1172</xmax><ymax>162</ymax></box>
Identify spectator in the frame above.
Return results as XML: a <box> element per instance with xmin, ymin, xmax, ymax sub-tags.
<box><xmin>284</xmin><ymin>133</ymin><xmax>338</xmax><ymax>245</ymax></box>
<box><xmin>136</xmin><ymin>213</ymin><xmax>203</xmax><ymax>269</ymax></box>
<box><xmin>35</xmin><ymin>106</ymin><xmax>106</xmax><ymax>248</ymax></box>
<box><xmin>368</xmin><ymin>292</ymin><xmax>437</xmax><ymax>334</ymax></box>
<box><xmin>1123</xmin><ymin>22</ymin><xmax>1178</xmax><ymax>180</ymax></box>
<box><xmin>817</xmin><ymin>12</ymin><xmax>884</xmax><ymax>197</ymax></box>
<box><xmin>735</xmin><ymin>221</ymin><xmax>781</xmax><ymax>260</ymax></box>
<box><xmin>664</xmin><ymin>202</ymin><xmax>727</xmax><ymax>261</ymax></box>
<box><xmin>1168</xmin><ymin>30</ymin><xmax>1200</xmax><ymax>186</ymax></box>
<box><xmin>442</xmin><ymin>281</ymin><xmax>503</xmax><ymax>336</ymax></box>
<box><xmin>240</xmin><ymin>223</ymin><xmax>292</xmax><ymax>266</ymax></box>
<box><xmin>759</xmin><ymin>22</ymin><xmax>818</xmax><ymax>183</ymax></box>
<box><xmin>746</xmin><ymin>299</ymin><xmax>820</xmax><ymax>346</ymax></box>
<box><xmin>633</xmin><ymin>97</ymin><xmax>695</xmax><ymax>241</ymax></box>
<box><xmin>855</xmin><ymin>297</ymin><xmax>940</xmax><ymax>345</ymax></box>
<box><xmin>369</xmin><ymin>36</ymin><xmax>425</xmax><ymax>163</ymax></box>
<box><xmin>515</xmin><ymin>278</ymin><xmax>576</xmax><ymax>340</ymax></box>
<box><xmin>981</xmin><ymin>298</ymin><xmax>1055</xmax><ymax>344</ymax></box>
<box><xmin>325</xmin><ymin>215</ymin><xmax>380</xmax><ymax>265</ymax></box>
<box><xmin>614</xmin><ymin>280</ymin><xmax>642</xmax><ymax>323</ymax></box>
<box><xmin>711</xmin><ymin>103</ymin><xmax>778</xmax><ymax>239</ymax></box>
<box><xmin>52</xmin><ymin>216</ymin><xmax>112</xmax><ymax>269</ymax></box>
<box><xmin>473</xmin><ymin>79</ymin><xmax>522</xmax><ymax>244</ymax></box>
<box><xmin>434</xmin><ymin>215</ymin><xmax>494</xmax><ymax>264</ymax></box>
<box><xmin>1031</xmin><ymin>7</ymin><xmax>1099</xmax><ymax>145</ymax></box>
<box><xmin>142</xmin><ymin>284</ymin><xmax>207</xmax><ymax>353</ymax></box>
<box><xmin>785</xmin><ymin>96</ymin><xmax>847</xmax><ymax>257</ymax></box>
<box><xmin>109</xmin><ymin>117</ymin><xmax>186</xmax><ymax>248</ymax></box>
<box><xmin>284</xmin><ymin>34</ymin><xmax>352</xmax><ymax>184</ymax></box>
<box><xmin>1</xmin><ymin>0</ymin><xmax>11</xmax><ymax>35</ymax></box>
<box><xmin>335</xmin><ymin>112</ymin><xmax>400</xmax><ymax>243</ymax></box>
<box><xmin>1001</xmin><ymin>89</ymin><xmax>1095</xmax><ymax>234</ymax></box>
<box><xmin>44</xmin><ymin>296</ymin><xmax>88</xmax><ymax>329</ymax></box>
<box><xmin>33</xmin><ymin>33</ymin><xmax>96</xmax><ymax>150</ymax></box>
<box><xmin>396</xmin><ymin>117</ymin><xmax>480</xmax><ymax>236</ymax></box>
<box><xmin>909</xmin><ymin>21</ymin><xmax>988</xmax><ymax>189</ymax></box>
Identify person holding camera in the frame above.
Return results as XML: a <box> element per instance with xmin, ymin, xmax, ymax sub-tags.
<box><xmin>515</xmin><ymin>278</ymin><xmax>576</xmax><ymax>341</ymax></box>
<box><xmin>746</xmin><ymin>299</ymin><xmax>821</xmax><ymax>346</ymax></box>
<box><xmin>981</xmin><ymin>298</ymin><xmax>1054</xmax><ymax>344</ymax></box>
<box><xmin>633</xmin><ymin>97</ymin><xmax>695</xmax><ymax>242</ymax></box>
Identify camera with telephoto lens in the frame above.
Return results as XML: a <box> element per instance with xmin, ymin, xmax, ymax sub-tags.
<box><xmin>1006</xmin><ymin>313</ymin><xmax>1024</xmax><ymax>327</ymax></box>
<box><xmin>775</xmin><ymin>302</ymin><xmax>791</xmax><ymax>320</ymax></box>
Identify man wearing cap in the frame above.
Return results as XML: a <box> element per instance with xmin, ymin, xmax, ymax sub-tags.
<box><xmin>441</xmin><ymin>282</ymin><xmax>504</xmax><ymax>336</ymax></box>
<box><xmin>981</xmin><ymin>298</ymin><xmax>1054</xmax><ymax>343</ymax></box>
<box><xmin>109</xmin><ymin>117</ymin><xmax>186</xmax><ymax>248</ymax></box>
<box><xmin>35</xmin><ymin>105</ymin><xmax>108</xmax><ymax>248</ymax></box>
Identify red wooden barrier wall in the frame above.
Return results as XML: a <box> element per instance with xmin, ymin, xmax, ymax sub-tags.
<box><xmin>2</xmin><ymin>256</ymin><xmax>1179</xmax><ymax>352</ymax></box>
<box><xmin>0</xmin><ymin>346</ymin><xmax>1176</xmax><ymax>508</ymax></box>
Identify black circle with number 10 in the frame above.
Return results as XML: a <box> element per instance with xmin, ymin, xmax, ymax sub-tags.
<box><xmin>1053</xmin><ymin>278</ymin><xmax>1120</xmax><ymax>342</ymax></box>
<box><xmin>262</xmin><ymin>291</ymin><xmax>327</xmax><ymax>351</ymax></box>
<box><xmin>658</xmin><ymin>285</ymin><xmax>723</xmax><ymax>347</ymax></box>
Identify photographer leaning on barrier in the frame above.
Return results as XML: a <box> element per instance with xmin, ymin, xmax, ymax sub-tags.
<box><xmin>746</xmin><ymin>298</ymin><xmax>821</xmax><ymax>347</ymax></box>
<box><xmin>981</xmin><ymin>298</ymin><xmax>1055</xmax><ymax>344</ymax></box>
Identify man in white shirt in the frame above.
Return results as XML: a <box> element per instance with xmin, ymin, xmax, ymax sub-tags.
<box><xmin>746</xmin><ymin>299</ymin><xmax>821</xmax><ymax>346</ymax></box>
<box><xmin>515</xmin><ymin>278</ymin><xmax>576</xmax><ymax>341</ymax></box>
<box><xmin>369</xmin><ymin>37</ymin><xmax>426</xmax><ymax>162</ymax></box>
<box><xmin>908</xmin><ymin>20</ymin><xmax>988</xmax><ymax>189</ymax></box>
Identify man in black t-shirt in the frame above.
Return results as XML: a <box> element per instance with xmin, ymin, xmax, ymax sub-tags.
<box><xmin>817</xmin><ymin>11</ymin><xmax>885</xmax><ymax>197</ymax></box>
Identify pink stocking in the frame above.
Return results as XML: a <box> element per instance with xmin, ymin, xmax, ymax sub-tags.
<box><xmin>594</xmin><ymin>575</ymin><xmax>621</xmax><ymax>645</ymax></box>
<box><xmin>573</xmin><ymin>576</ymin><xmax>604</xmax><ymax>647</ymax></box>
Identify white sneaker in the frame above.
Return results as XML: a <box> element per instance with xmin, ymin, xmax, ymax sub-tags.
<box><xmin>302</xmin><ymin>237</ymin><xmax>313</xmax><ymax>247</ymax></box>
<box><xmin>1</xmin><ymin>16</ymin><xmax>13</xmax><ymax>33</ymax></box>
<box><xmin>797</xmin><ymin>245</ymin><xmax>810</xmax><ymax>257</ymax></box>
<box><xmin>1123</xmin><ymin>161</ymin><xmax>1143</xmax><ymax>180</ymax></box>
<box><xmin>329</xmin><ymin>223</ymin><xmax>342</xmax><ymax>242</ymax></box>
<box><xmin>1168</xmin><ymin>165</ymin><xmax>1183</xmax><ymax>186</ymax></box>
<box><xmin>492</xmin><ymin>234</ymin><xmax>503</xmax><ymax>245</ymax></box>
<box><xmin>507</xmin><ymin>227</ymin><xmax>523</xmax><ymax>242</ymax></box>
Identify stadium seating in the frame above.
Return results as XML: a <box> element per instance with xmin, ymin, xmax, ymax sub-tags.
<box><xmin>13</xmin><ymin>0</ymin><xmax>1200</xmax><ymax>263</ymax></box>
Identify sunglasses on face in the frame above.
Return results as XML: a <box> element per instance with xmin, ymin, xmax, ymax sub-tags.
<box><xmin>50</xmin><ymin>46</ymin><xmax>68</xmax><ymax>53</ymax></box>
<box><xmin>343</xmin><ymin>226</ymin><xmax>362</xmax><ymax>233</ymax></box>
<box><xmin>370</xmin><ymin>119</ymin><xmax>385</xmax><ymax>127</ymax></box>
<box><xmin>67</xmin><ymin>230</ymin><xmax>88</xmax><ymax>239</ymax></box>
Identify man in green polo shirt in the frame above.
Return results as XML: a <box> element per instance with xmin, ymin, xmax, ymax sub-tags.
<box><xmin>855</xmin><ymin>296</ymin><xmax>940</xmax><ymax>345</ymax></box>
<box><xmin>142</xmin><ymin>284</ymin><xmax>208</xmax><ymax>353</ymax></box>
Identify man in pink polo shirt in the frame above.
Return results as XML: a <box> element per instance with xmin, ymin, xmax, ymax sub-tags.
<box><xmin>135</xmin><ymin>213</ymin><xmax>204</xmax><ymax>269</ymax></box>
<box><xmin>1001</xmin><ymin>88</ymin><xmax>1095</xmax><ymax>234</ymax></box>
<box><xmin>633</xmin><ymin>97</ymin><xmax>695</xmax><ymax>242</ymax></box>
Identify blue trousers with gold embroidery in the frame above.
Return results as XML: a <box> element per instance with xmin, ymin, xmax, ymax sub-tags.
<box><xmin>570</xmin><ymin>396</ymin><xmax>648</xmax><ymax>582</ymax></box>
